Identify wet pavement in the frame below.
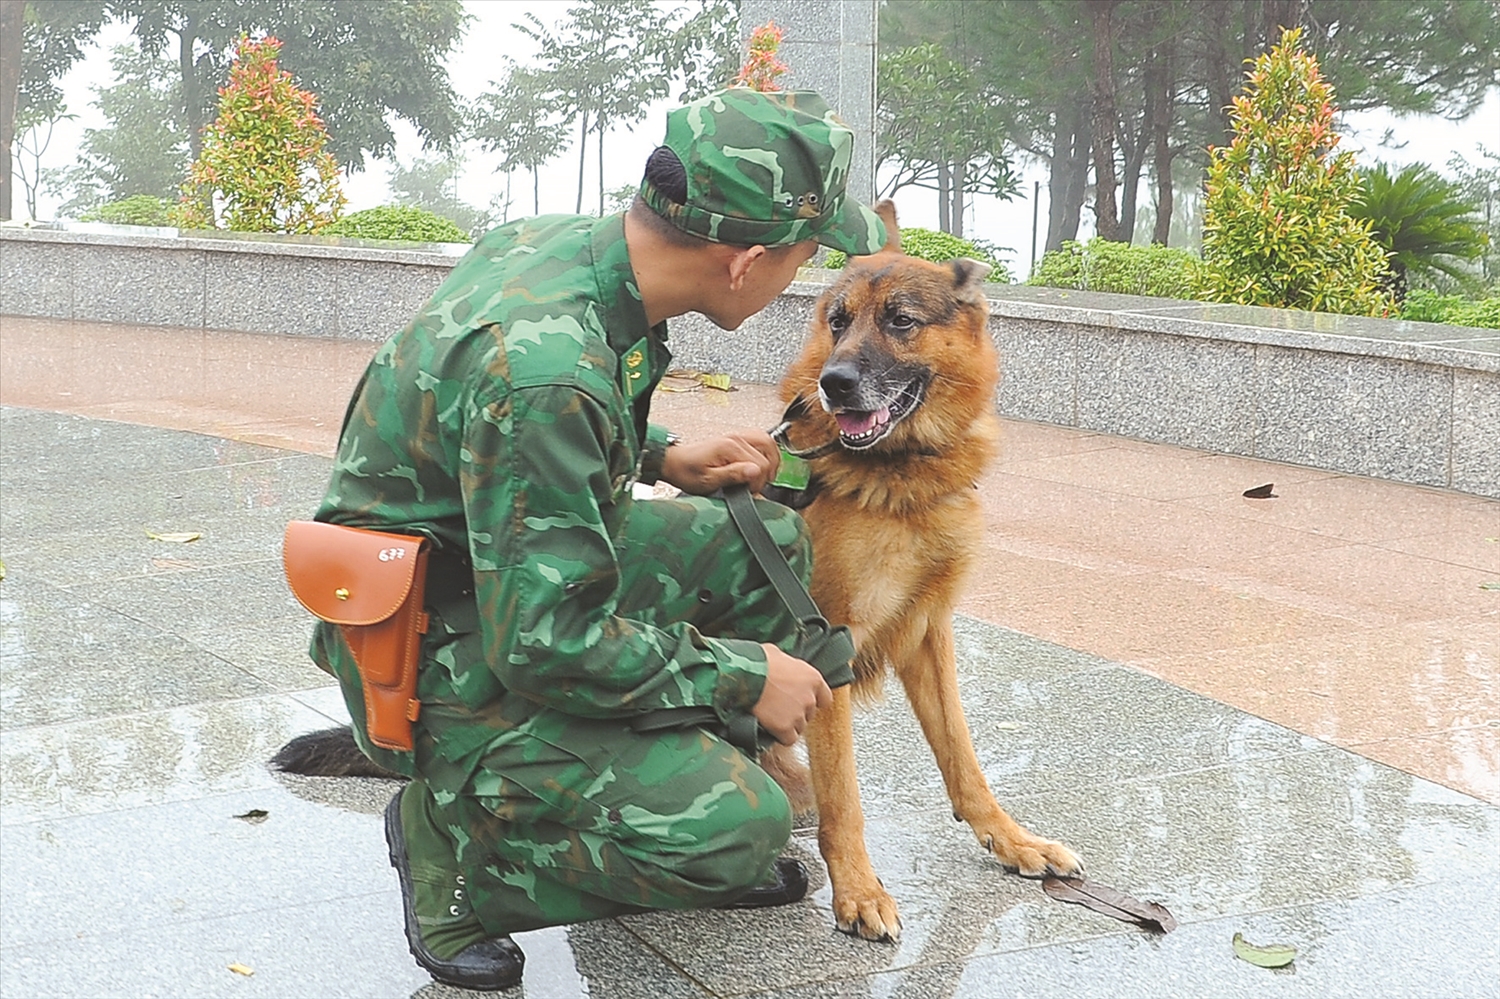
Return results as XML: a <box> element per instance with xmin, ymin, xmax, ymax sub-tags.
<box><xmin>1</xmin><ymin>317</ymin><xmax>1498</xmax><ymax>997</ymax></box>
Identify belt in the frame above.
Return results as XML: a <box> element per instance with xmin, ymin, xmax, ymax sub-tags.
<box><xmin>425</xmin><ymin>547</ymin><xmax>478</xmax><ymax>633</ymax></box>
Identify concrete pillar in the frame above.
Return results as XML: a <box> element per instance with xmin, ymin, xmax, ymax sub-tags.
<box><xmin>739</xmin><ymin>0</ymin><xmax>879</xmax><ymax>205</ymax></box>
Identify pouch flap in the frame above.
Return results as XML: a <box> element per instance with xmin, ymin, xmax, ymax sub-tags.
<box><xmin>283</xmin><ymin>520</ymin><xmax>427</xmax><ymax>626</ymax></box>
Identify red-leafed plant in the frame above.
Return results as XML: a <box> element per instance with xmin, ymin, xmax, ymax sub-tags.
<box><xmin>735</xmin><ymin>21</ymin><xmax>787</xmax><ymax>92</ymax></box>
<box><xmin>177</xmin><ymin>35</ymin><xmax>345</xmax><ymax>233</ymax></box>
<box><xmin>1200</xmin><ymin>27</ymin><xmax>1390</xmax><ymax>315</ymax></box>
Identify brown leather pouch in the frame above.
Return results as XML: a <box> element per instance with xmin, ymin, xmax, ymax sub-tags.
<box><xmin>282</xmin><ymin>521</ymin><xmax>430</xmax><ymax>751</ymax></box>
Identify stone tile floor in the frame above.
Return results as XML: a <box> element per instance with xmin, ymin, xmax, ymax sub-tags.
<box><xmin>1</xmin><ymin>317</ymin><xmax>1498</xmax><ymax>998</ymax></box>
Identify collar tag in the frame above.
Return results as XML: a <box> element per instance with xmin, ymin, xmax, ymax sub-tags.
<box><xmin>621</xmin><ymin>337</ymin><xmax>650</xmax><ymax>400</ymax></box>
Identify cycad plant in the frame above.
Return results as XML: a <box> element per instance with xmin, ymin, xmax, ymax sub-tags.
<box><xmin>1349</xmin><ymin>162</ymin><xmax>1489</xmax><ymax>301</ymax></box>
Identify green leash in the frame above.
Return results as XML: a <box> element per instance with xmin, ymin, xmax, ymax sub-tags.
<box><xmin>630</xmin><ymin>484</ymin><xmax>856</xmax><ymax>752</ymax></box>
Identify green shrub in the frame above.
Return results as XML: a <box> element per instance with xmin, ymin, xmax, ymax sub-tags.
<box><xmin>1401</xmin><ymin>289</ymin><xmax>1500</xmax><ymax>329</ymax></box>
<box><xmin>79</xmin><ymin>195</ymin><xmax>175</xmax><ymax>227</ymax></box>
<box><xmin>1447</xmin><ymin>298</ymin><xmax>1500</xmax><ymax>329</ymax></box>
<box><xmin>1200</xmin><ymin>28</ymin><xmax>1392</xmax><ymax>316</ymax></box>
<box><xmin>824</xmin><ymin>227</ymin><xmax>1010</xmax><ymax>282</ymax></box>
<box><xmin>322</xmin><ymin>205</ymin><xmax>471</xmax><ymax>244</ymax></box>
<box><xmin>1028</xmin><ymin>237</ymin><xmax>1201</xmax><ymax>298</ymax></box>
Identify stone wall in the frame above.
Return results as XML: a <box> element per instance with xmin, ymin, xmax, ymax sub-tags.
<box><xmin>3</xmin><ymin>225</ymin><xmax>1496</xmax><ymax>498</ymax></box>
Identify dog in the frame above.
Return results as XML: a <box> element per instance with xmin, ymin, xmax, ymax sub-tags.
<box><xmin>756</xmin><ymin>201</ymin><xmax>1081</xmax><ymax>940</ymax></box>
<box><xmin>272</xmin><ymin>201</ymin><xmax>1082</xmax><ymax>942</ymax></box>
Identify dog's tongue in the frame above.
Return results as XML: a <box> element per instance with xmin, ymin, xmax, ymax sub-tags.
<box><xmin>835</xmin><ymin>407</ymin><xmax>890</xmax><ymax>437</ymax></box>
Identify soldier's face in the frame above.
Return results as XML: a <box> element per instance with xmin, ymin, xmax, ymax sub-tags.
<box><xmin>710</xmin><ymin>240</ymin><xmax>819</xmax><ymax>330</ymax></box>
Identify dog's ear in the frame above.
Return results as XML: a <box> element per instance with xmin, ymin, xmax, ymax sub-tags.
<box><xmin>850</xmin><ymin>200</ymin><xmax>901</xmax><ymax>263</ymax></box>
<box><xmin>873</xmin><ymin>200</ymin><xmax>901</xmax><ymax>254</ymax></box>
<box><xmin>950</xmin><ymin>257</ymin><xmax>993</xmax><ymax>291</ymax></box>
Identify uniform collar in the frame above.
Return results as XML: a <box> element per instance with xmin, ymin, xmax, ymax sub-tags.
<box><xmin>590</xmin><ymin>213</ymin><xmax>668</xmax><ymax>359</ymax></box>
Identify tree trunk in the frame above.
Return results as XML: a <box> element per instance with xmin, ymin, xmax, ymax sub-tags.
<box><xmin>937</xmin><ymin>161</ymin><xmax>950</xmax><ymax>234</ymax></box>
<box><xmin>533</xmin><ymin>167</ymin><xmax>540</xmax><ymax>216</ymax></box>
<box><xmin>1205</xmin><ymin>1</ymin><xmax>1237</xmax><ymax>146</ymax></box>
<box><xmin>0</xmin><ymin>0</ymin><xmax>25</xmax><ymax>221</ymax></box>
<box><xmin>596</xmin><ymin>121</ymin><xmax>604</xmax><ymax>216</ymax></box>
<box><xmin>1045</xmin><ymin>100</ymin><xmax>1091</xmax><ymax>252</ymax></box>
<box><xmin>1260</xmin><ymin>0</ymin><xmax>1302</xmax><ymax>50</ymax></box>
<box><xmin>178</xmin><ymin>17</ymin><xmax>203</xmax><ymax>163</ymax></box>
<box><xmin>950</xmin><ymin>159</ymin><xmax>965</xmax><ymax>238</ymax></box>
<box><xmin>575</xmin><ymin>108</ymin><xmax>589</xmax><ymax>214</ymax></box>
<box><xmin>1088</xmin><ymin>0</ymin><xmax>1121</xmax><ymax>242</ymax></box>
<box><xmin>1150</xmin><ymin>41</ymin><xmax>1177</xmax><ymax>245</ymax></box>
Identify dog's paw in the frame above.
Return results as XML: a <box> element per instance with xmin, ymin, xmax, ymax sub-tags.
<box><xmin>982</xmin><ymin>829</ymin><xmax>1084</xmax><ymax>879</ymax></box>
<box><xmin>831</xmin><ymin>877</ymin><xmax>902</xmax><ymax>943</ymax></box>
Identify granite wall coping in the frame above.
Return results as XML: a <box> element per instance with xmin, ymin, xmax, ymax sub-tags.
<box><xmin>1</xmin><ymin>222</ymin><xmax>471</xmax><ymax>265</ymax></box>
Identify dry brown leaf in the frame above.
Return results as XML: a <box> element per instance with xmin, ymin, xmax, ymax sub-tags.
<box><xmin>1042</xmin><ymin>876</ymin><xmax>1177</xmax><ymax>933</ymax></box>
<box><xmin>233</xmin><ymin>808</ymin><xmax>269</xmax><ymax>824</ymax></box>
<box><xmin>151</xmin><ymin>558</ymin><xmax>196</xmax><ymax>571</ymax></box>
<box><xmin>1242</xmin><ymin>483</ymin><xmax>1276</xmax><ymax>499</ymax></box>
<box><xmin>656</xmin><ymin>371</ymin><xmax>703</xmax><ymax>393</ymax></box>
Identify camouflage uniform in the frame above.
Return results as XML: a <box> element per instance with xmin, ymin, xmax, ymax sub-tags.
<box><xmin>309</xmin><ymin>88</ymin><xmax>885</xmax><ymax>937</ymax></box>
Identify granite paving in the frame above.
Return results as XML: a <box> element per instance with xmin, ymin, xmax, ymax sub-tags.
<box><xmin>3</xmin><ymin>402</ymin><xmax>1497</xmax><ymax>998</ymax></box>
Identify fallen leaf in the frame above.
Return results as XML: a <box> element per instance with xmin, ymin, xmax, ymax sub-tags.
<box><xmin>233</xmin><ymin>809</ymin><xmax>269</xmax><ymax>824</ymax></box>
<box><xmin>1042</xmin><ymin>876</ymin><xmax>1176</xmax><ymax>933</ymax></box>
<box><xmin>227</xmin><ymin>963</ymin><xmax>255</xmax><ymax>977</ymax></box>
<box><xmin>1242</xmin><ymin>483</ymin><xmax>1276</xmax><ymax>499</ymax></box>
<box><xmin>0</xmin><ymin>559</ymin><xmax>6</xmax><ymax>581</ymax></box>
<box><xmin>1485</xmin><ymin>537</ymin><xmax>1499</xmax><ymax>543</ymax></box>
<box><xmin>151</xmin><ymin>558</ymin><xmax>196</xmax><ymax>571</ymax></box>
<box><xmin>659</xmin><ymin>368</ymin><xmax>732</xmax><ymax>392</ymax></box>
<box><xmin>146</xmin><ymin>530</ymin><xmax>201</xmax><ymax>543</ymax></box>
<box><xmin>1232</xmin><ymin>931</ymin><xmax>1296</xmax><ymax>968</ymax></box>
<box><xmin>995</xmin><ymin>721</ymin><xmax>1023</xmax><ymax>731</ymax></box>
<box><xmin>656</xmin><ymin>371</ymin><xmax>703</xmax><ymax>393</ymax></box>
<box><xmin>1480</xmin><ymin>582</ymin><xmax>1500</xmax><ymax>591</ymax></box>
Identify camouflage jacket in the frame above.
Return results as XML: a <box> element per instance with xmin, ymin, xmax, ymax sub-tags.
<box><xmin>313</xmin><ymin>213</ymin><xmax>769</xmax><ymax>750</ymax></box>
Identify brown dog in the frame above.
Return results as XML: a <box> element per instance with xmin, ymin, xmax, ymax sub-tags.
<box><xmin>762</xmin><ymin>202</ymin><xmax>1082</xmax><ymax>941</ymax></box>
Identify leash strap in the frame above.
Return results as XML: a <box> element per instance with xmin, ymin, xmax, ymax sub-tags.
<box><xmin>630</xmin><ymin>484</ymin><xmax>856</xmax><ymax>752</ymax></box>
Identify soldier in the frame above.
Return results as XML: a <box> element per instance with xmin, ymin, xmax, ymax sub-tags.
<box><xmin>309</xmin><ymin>87</ymin><xmax>886</xmax><ymax>991</ymax></box>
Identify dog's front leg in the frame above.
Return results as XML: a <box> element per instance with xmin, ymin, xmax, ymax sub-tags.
<box><xmin>805</xmin><ymin>683</ymin><xmax>902</xmax><ymax>941</ymax></box>
<box><xmin>898</xmin><ymin>621</ymin><xmax>1083</xmax><ymax>878</ymax></box>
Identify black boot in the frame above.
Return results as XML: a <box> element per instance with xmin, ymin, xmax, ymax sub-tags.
<box><xmin>719</xmin><ymin>857</ymin><xmax>810</xmax><ymax>909</ymax></box>
<box><xmin>385</xmin><ymin>788</ymin><xmax>525</xmax><ymax>991</ymax></box>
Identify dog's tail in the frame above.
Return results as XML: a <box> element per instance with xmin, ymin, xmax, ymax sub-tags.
<box><xmin>270</xmin><ymin>726</ymin><xmax>406</xmax><ymax>780</ymax></box>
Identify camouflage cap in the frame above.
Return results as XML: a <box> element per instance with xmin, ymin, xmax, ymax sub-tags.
<box><xmin>640</xmin><ymin>88</ymin><xmax>887</xmax><ymax>254</ymax></box>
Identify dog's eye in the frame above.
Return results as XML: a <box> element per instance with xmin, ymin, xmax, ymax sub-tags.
<box><xmin>827</xmin><ymin>312</ymin><xmax>850</xmax><ymax>334</ymax></box>
<box><xmin>890</xmin><ymin>313</ymin><xmax>917</xmax><ymax>331</ymax></box>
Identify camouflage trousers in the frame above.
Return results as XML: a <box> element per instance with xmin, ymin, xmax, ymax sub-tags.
<box><xmin>404</xmin><ymin>495</ymin><xmax>810</xmax><ymax>935</ymax></box>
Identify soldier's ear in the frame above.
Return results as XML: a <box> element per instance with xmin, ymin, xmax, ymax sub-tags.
<box><xmin>725</xmin><ymin>244</ymin><xmax>768</xmax><ymax>292</ymax></box>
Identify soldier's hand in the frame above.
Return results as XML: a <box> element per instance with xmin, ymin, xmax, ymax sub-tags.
<box><xmin>660</xmin><ymin>430</ymin><xmax>780</xmax><ymax>495</ymax></box>
<box><xmin>753</xmin><ymin>643</ymin><xmax>833</xmax><ymax>745</ymax></box>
